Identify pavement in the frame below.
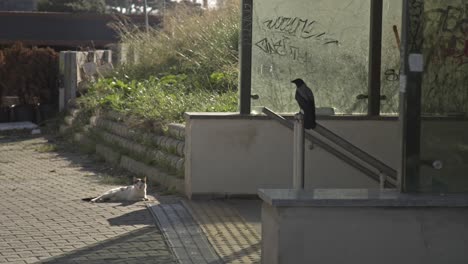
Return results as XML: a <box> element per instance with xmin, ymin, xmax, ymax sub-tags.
<box><xmin>183</xmin><ymin>200</ymin><xmax>261</xmax><ymax>264</ymax></box>
<box><xmin>0</xmin><ymin>135</ymin><xmax>176</xmax><ymax>264</ymax></box>
<box><xmin>0</xmin><ymin>133</ymin><xmax>263</xmax><ymax>264</ymax></box>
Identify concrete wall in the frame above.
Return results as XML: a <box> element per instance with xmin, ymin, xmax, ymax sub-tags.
<box><xmin>262</xmin><ymin>203</ymin><xmax>468</xmax><ymax>264</ymax></box>
<box><xmin>185</xmin><ymin>114</ymin><xmax>399</xmax><ymax>198</ymax></box>
<box><xmin>59</xmin><ymin>51</ymin><xmax>112</xmax><ymax>111</ymax></box>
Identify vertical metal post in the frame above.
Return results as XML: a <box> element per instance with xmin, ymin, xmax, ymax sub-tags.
<box><xmin>400</xmin><ymin>0</ymin><xmax>423</xmax><ymax>193</ymax></box>
<box><xmin>239</xmin><ymin>0</ymin><xmax>252</xmax><ymax>115</ymax></box>
<box><xmin>293</xmin><ymin>113</ymin><xmax>305</xmax><ymax>189</ymax></box>
<box><xmin>144</xmin><ymin>0</ymin><xmax>149</xmax><ymax>33</ymax></box>
<box><xmin>368</xmin><ymin>0</ymin><xmax>383</xmax><ymax>116</ymax></box>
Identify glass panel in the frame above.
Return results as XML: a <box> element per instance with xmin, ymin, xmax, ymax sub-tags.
<box><xmin>380</xmin><ymin>0</ymin><xmax>402</xmax><ymax>114</ymax></box>
<box><xmin>251</xmin><ymin>0</ymin><xmax>370</xmax><ymax>114</ymax></box>
<box><xmin>419</xmin><ymin>0</ymin><xmax>468</xmax><ymax>192</ymax></box>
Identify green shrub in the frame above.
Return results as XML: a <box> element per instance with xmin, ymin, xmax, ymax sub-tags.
<box><xmin>78</xmin><ymin>1</ymin><xmax>240</xmax><ymax>124</ymax></box>
<box><xmin>113</xmin><ymin>0</ymin><xmax>240</xmax><ymax>92</ymax></box>
<box><xmin>79</xmin><ymin>76</ymin><xmax>237</xmax><ymax>124</ymax></box>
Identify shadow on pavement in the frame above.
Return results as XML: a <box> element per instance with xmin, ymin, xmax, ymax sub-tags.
<box><xmin>40</xmin><ymin>227</ymin><xmax>176</xmax><ymax>264</ymax></box>
<box><xmin>107</xmin><ymin>208</ymin><xmax>155</xmax><ymax>226</ymax></box>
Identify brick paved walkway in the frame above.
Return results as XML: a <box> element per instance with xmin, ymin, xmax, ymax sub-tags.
<box><xmin>0</xmin><ymin>135</ymin><xmax>176</xmax><ymax>264</ymax></box>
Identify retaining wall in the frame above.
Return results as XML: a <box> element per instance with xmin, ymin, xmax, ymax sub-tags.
<box><xmin>62</xmin><ymin>109</ymin><xmax>185</xmax><ymax>194</ymax></box>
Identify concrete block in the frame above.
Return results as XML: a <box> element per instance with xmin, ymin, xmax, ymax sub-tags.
<box><xmin>83</xmin><ymin>125</ymin><xmax>91</xmax><ymax>133</ymax></box>
<box><xmin>59</xmin><ymin>124</ymin><xmax>70</xmax><ymax>134</ymax></box>
<box><xmin>70</xmin><ymin>109</ymin><xmax>81</xmax><ymax>117</ymax></box>
<box><xmin>89</xmin><ymin>116</ymin><xmax>98</xmax><ymax>127</ymax></box>
<box><xmin>176</xmin><ymin>141</ymin><xmax>185</xmax><ymax>157</ymax></box>
<box><xmin>96</xmin><ymin>144</ymin><xmax>121</xmax><ymax>165</ymax></box>
<box><xmin>156</xmin><ymin>136</ymin><xmax>164</xmax><ymax>146</ymax></box>
<box><xmin>104</xmin><ymin>110</ymin><xmax>124</xmax><ymax>121</ymax></box>
<box><xmin>169</xmin><ymin>156</ymin><xmax>180</xmax><ymax>169</ymax></box>
<box><xmin>261</xmin><ymin>202</ymin><xmax>468</xmax><ymax>264</ymax></box>
<box><xmin>119</xmin><ymin>155</ymin><xmax>184</xmax><ymax>193</ymax></box>
<box><xmin>168</xmin><ymin>123</ymin><xmax>185</xmax><ymax>139</ymax></box>
<box><xmin>175</xmin><ymin>158</ymin><xmax>185</xmax><ymax>172</ymax></box>
<box><xmin>73</xmin><ymin>133</ymin><xmax>95</xmax><ymax>153</ymax></box>
<box><xmin>153</xmin><ymin>136</ymin><xmax>184</xmax><ymax>157</ymax></box>
<box><xmin>64</xmin><ymin>116</ymin><xmax>74</xmax><ymax>126</ymax></box>
<box><xmin>58</xmin><ymin>88</ymin><xmax>65</xmax><ymax>112</ymax></box>
<box><xmin>163</xmin><ymin>137</ymin><xmax>173</xmax><ymax>149</ymax></box>
<box><xmin>160</xmin><ymin>137</ymin><xmax>169</xmax><ymax>148</ymax></box>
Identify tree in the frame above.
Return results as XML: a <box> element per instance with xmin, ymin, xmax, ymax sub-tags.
<box><xmin>37</xmin><ymin>0</ymin><xmax>107</xmax><ymax>13</ymax></box>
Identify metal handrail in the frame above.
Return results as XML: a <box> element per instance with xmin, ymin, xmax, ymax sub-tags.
<box><xmin>313</xmin><ymin>124</ymin><xmax>397</xmax><ymax>180</ymax></box>
<box><xmin>262</xmin><ymin>107</ymin><xmax>397</xmax><ymax>187</ymax></box>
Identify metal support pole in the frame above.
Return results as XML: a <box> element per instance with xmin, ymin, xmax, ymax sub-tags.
<box><xmin>400</xmin><ymin>0</ymin><xmax>423</xmax><ymax>193</ymax></box>
<box><xmin>239</xmin><ymin>0</ymin><xmax>252</xmax><ymax>114</ymax></box>
<box><xmin>368</xmin><ymin>0</ymin><xmax>383</xmax><ymax>116</ymax></box>
<box><xmin>144</xmin><ymin>0</ymin><xmax>149</xmax><ymax>33</ymax></box>
<box><xmin>293</xmin><ymin>113</ymin><xmax>305</xmax><ymax>189</ymax></box>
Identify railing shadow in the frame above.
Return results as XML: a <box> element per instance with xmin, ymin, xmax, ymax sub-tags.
<box><xmin>40</xmin><ymin>227</ymin><xmax>176</xmax><ymax>264</ymax></box>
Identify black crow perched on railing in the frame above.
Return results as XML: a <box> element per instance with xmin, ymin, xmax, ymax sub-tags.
<box><xmin>291</xmin><ymin>78</ymin><xmax>316</xmax><ymax>129</ymax></box>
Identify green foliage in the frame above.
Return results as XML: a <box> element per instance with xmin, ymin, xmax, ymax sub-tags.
<box><xmin>113</xmin><ymin>0</ymin><xmax>240</xmax><ymax>91</ymax></box>
<box><xmin>78</xmin><ymin>1</ymin><xmax>240</xmax><ymax>124</ymax></box>
<box><xmin>38</xmin><ymin>0</ymin><xmax>107</xmax><ymax>13</ymax></box>
<box><xmin>34</xmin><ymin>143</ymin><xmax>58</xmax><ymax>153</ymax></box>
<box><xmin>79</xmin><ymin>76</ymin><xmax>237</xmax><ymax>124</ymax></box>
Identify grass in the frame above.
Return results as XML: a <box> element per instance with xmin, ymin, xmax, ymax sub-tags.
<box><xmin>97</xmin><ymin>175</ymin><xmax>131</xmax><ymax>186</ymax></box>
<box><xmin>160</xmin><ymin>187</ymin><xmax>178</xmax><ymax>196</ymax></box>
<box><xmin>79</xmin><ymin>76</ymin><xmax>238</xmax><ymax>125</ymax></box>
<box><xmin>74</xmin><ymin>1</ymin><xmax>241</xmax><ymax>126</ymax></box>
<box><xmin>114</xmin><ymin>1</ymin><xmax>239</xmax><ymax>84</ymax></box>
<box><xmin>34</xmin><ymin>143</ymin><xmax>57</xmax><ymax>153</ymax></box>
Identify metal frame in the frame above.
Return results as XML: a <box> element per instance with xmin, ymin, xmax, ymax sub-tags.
<box><xmin>368</xmin><ymin>0</ymin><xmax>384</xmax><ymax>116</ymax></box>
<box><xmin>263</xmin><ymin>107</ymin><xmax>397</xmax><ymax>188</ymax></box>
<box><xmin>239</xmin><ymin>0</ymin><xmax>387</xmax><ymax>116</ymax></box>
<box><xmin>239</xmin><ymin>0</ymin><xmax>253</xmax><ymax>115</ymax></box>
<box><xmin>399</xmin><ymin>0</ymin><xmax>423</xmax><ymax>193</ymax></box>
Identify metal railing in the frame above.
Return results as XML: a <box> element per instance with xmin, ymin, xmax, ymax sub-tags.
<box><xmin>262</xmin><ymin>107</ymin><xmax>397</xmax><ymax>188</ymax></box>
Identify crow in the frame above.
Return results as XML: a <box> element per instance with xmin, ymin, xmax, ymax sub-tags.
<box><xmin>291</xmin><ymin>78</ymin><xmax>316</xmax><ymax>129</ymax></box>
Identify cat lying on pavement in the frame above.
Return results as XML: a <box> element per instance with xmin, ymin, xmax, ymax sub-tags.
<box><xmin>82</xmin><ymin>177</ymin><xmax>148</xmax><ymax>202</ymax></box>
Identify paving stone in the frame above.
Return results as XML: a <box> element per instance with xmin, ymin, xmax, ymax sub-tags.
<box><xmin>183</xmin><ymin>200</ymin><xmax>261</xmax><ymax>264</ymax></box>
<box><xmin>0</xmin><ymin>135</ymin><xmax>176</xmax><ymax>264</ymax></box>
<box><xmin>149</xmin><ymin>203</ymin><xmax>222</xmax><ymax>264</ymax></box>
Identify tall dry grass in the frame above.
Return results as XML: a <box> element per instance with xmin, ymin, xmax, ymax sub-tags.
<box><xmin>114</xmin><ymin>1</ymin><xmax>240</xmax><ymax>91</ymax></box>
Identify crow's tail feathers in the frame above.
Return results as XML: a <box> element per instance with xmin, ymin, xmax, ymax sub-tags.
<box><xmin>304</xmin><ymin>113</ymin><xmax>316</xmax><ymax>129</ymax></box>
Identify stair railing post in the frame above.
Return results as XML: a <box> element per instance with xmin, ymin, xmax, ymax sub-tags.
<box><xmin>293</xmin><ymin>113</ymin><xmax>305</xmax><ymax>189</ymax></box>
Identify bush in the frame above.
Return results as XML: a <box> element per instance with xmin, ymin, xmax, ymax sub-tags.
<box><xmin>78</xmin><ymin>0</ymin><xmax>240</xmax><ymax>125</ymax></box>
<box><xmin>0</xmin><ymin>43</ymin><xmax>59</xmax><ymax>105</ymax></box>
<box><xmin>113</xmin><ymin>0</ymin><xmax>240</xmax><ymax>92</ymax></box>
<box><xmin>79</xmin><ymin>76</ymin><xmax>237</xmax><ymax>124</ymax></box>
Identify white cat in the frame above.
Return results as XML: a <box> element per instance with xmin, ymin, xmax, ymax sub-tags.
<box><xmin>85</xmin><ymin>177</ymin><xmax>148</xmax><ymax>203</ymax></box>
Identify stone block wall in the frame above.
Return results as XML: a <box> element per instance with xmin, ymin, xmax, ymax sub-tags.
<box><xmin>61</xmin><ymin>109</ymin><xmax>185</xmax><ymax>194</ymax></box>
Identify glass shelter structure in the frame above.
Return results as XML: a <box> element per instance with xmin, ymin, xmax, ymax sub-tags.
<box><xmin>239</xmin><ymin>0</ymin><xmax>468</xmax><ymax>193</ymax></box>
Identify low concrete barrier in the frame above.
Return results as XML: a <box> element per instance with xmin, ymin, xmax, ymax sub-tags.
<box><xmin>259</xmin><ymin>188</ymin><xmax>468</xmax><ymax>264</ymax></box>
